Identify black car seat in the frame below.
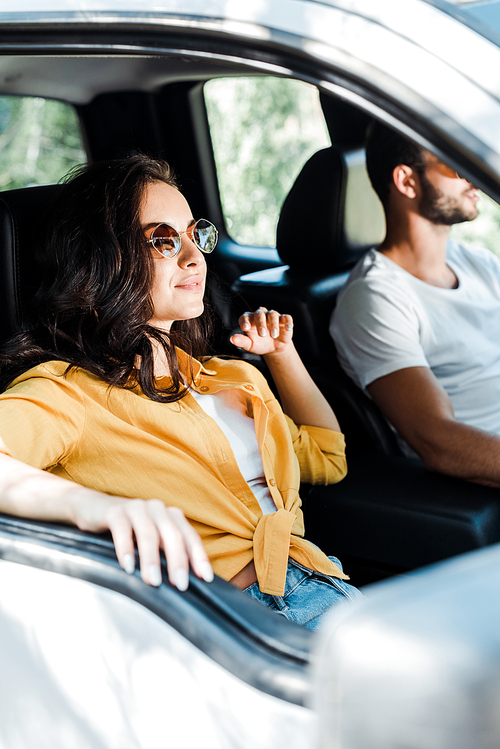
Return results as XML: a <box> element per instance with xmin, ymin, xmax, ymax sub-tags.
<box><xmin>231</xmin><ymin>123</ymin><xmax>402</xmax><ymax>456</ymax></box>
<box><xmin>233</xmin><ymin>145</ymin><xmax>350</xmax><ymax>366</ymax></box>
<box><xmin>0</xmin><ymin>184</ymin><xmax>61</xmax><ymax>345</ymax></box>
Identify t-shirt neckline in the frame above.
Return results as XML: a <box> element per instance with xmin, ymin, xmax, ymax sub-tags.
<box><xmin>374</xmin><ymin>248</ymin><xmax>461</xmax><ymax>291</ymax></box>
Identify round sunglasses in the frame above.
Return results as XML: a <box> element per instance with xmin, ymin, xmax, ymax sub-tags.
<box><xmin>145</xmin><ymin>219</ymin><xmax>218</xmax><ymax>258</ymax></box>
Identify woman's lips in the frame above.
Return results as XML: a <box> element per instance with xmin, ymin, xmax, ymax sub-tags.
<box><xmin>175</xmin><ymin>275</ymin><xmax>205</xmax><ymax>292</ymax></box>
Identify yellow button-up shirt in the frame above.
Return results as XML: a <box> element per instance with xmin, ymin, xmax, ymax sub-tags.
<box><xmin>0</xmin><ymin>353</ymin><xmax>347</xmax><ymax>595</ymax></box>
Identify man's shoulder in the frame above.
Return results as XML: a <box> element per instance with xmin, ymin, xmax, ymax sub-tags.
<box><xmin>447</xmin><ymin>238</ymin><xmax>500</xmax><ymax>271</ymax></box>
<box><xmin>331</xmin><ymin>250</ymin><xmax>424</xmax><ymax>351</ymax></box>
<box><xmin>445</xmin><ymin>239</ymin><xmax>500</xmax><ymax>293</ymax></box>
<box><xmin>337</xmin><ymin>247</ymin><xmax>413</xmax><ymax>307</ymax></box>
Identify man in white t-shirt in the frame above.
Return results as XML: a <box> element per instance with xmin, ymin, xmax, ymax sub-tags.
<box><xmin>330</xmin><ymin>121</ymin><xmax>500</xmax><ymax>487</ymax></box>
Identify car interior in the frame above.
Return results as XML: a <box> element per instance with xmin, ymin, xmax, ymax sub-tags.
<box><xmin>1</xmin><ymin>36</ymin><xmax>500</xmax><ymax>703</ymax></box>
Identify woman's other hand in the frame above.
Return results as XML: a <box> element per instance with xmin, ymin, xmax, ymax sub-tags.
<box><xmin>230</xmin><ymin>307</ymin><xmax>294</xmax><ymax>357</ymax></box>
<box><xmin>228</xmin><ymin>307</ymin><xmax>342</xmax><ymax>432</ymax></box>
<box><xmin>75</xmin><ymin>491</ymin><xmax>214</xmax><ymax>589</ymax></box>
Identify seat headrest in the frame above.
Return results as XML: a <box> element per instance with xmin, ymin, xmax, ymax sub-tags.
<box><xmin>0</xmin><ymin>184</ymin><xmax>61</xmax><ymax>343</ymax></box>
<box><xmin>319</xmin><ymin>93</ymin><xmax>372</xmax><ymax>151</ymax></box>
<box><xmin>276</xmin><ymin>147</ymin><xmax>347</xmax><ymax>275</ymax></box>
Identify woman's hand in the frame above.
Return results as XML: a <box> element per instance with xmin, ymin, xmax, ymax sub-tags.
<box><xmin>0</xmin><ymin>452</ymin><xmax>213</xmax><ymax>591</ymax></box>
<box><xmin>74</xmin><ymin>490</ymin><xmax>214</xmax><ymax>590</ymax></box>
<box><xmin>230</xmin><ymin>307</ymin><xmax>294</xmax><ymax>357</ymax></box>
<box><xmin>229</xmin><ymin>307</ymin><xmax>341</xmax><ymax>432</ymax></box>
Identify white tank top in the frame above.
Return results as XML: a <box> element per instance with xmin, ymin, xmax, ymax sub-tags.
<box><xmin>190</xmin><ymin>389</ymin><xmax>277</xmax><ymax>515</ymax></box>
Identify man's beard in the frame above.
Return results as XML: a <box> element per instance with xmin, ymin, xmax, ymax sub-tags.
<box><xmin>418</xmin><ymin>172</ymin><xmax>478</xmax><ymax>225</ymax></box>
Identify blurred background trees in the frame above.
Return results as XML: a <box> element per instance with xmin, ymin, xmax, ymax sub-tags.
<box><xmin>205</xmin><ymin>76</ymin><xmax>500</xmax><ymax>257</ymax></box>
<box><xmin>204</xmin><ymin>76</ymin><xmax>330</xmax><ymax>247</ymax></box>
<box><xmin>0</xmin><ymin>96</ymin><xmax>84</xmax><ymax>190</ymax></box>
<box><xmin>451</xmin><ymin>193</ymin><xmax>500</xmax><ymax>256</ymax></box>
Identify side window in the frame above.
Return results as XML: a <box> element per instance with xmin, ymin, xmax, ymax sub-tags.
<box><xmin>0</xmin><ymin>96</ymin><xmax>86</xmax><ymax>190</ymax></box>
<box><xmin>450</xmin><ymin>192</ymin><xmax>500</xmax><ymax>259</ymax></box>
<box><xmin>204</xmin><ymin>76</ymin><xmax>330</xmax><ymax>248</ymax></box>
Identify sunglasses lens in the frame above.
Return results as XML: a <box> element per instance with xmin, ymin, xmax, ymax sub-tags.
<box><xmin>193</xmin><ymin>219</ymin><xmax>218</xmax><ymax>253</ymax></box>
<box><xmin>150</xmin><ymin>224</ymin><xmax>180</xmax><ymax>258</ymax></box>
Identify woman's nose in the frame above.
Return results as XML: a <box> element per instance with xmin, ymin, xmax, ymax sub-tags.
<box><xmin>178</xmin><ymin>234</ymin><xmax>203</xmax><ymax>266</ymax></box>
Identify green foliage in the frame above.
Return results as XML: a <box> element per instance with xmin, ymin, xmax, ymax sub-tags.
<box><xmin>204</xmin><ymin>77</ymin><xmax>330</xmax><ymax>247</ymax></box>
<box><xmin>0</xmin><ymin>96</ymin><xmax>85</xmax><ymax>190</ymax></box>
<box><xmin>205</xmin><ymin>76</ymin><xmax>500</xmax><ymax>261</ymax></box>
<box><xmin>450</xmin><ymin>192</ymin><xmax>500</xmax><ymax>258</ymax></box>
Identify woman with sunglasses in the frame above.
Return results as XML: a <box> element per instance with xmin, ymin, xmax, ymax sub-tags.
<box><xmin>0</xmin><ymin>154</ymin><xmax>359</xmax><ymax>629</ymax></box>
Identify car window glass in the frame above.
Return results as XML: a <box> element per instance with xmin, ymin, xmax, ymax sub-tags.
<box><xmin>0</xmin><ymin>96</ymin><xmax>86</xmax><ymax>190</ymax></box>
<box><xmin>450</xmin><ymin>192</ymin><xmax>500</xmax><ymax>259</ymax></box>
<box><xmin>204</xmin><ymin>76</ymin><xmax>331</xmax><ymax>248</ymax></box>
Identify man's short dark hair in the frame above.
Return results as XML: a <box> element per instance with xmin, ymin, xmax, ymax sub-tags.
<box><xmin>365</xmin><ymin>121</ymin><xmax>427</xmax><ymax>207</ymax></box>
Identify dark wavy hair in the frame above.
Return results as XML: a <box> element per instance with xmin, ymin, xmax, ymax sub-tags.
<box><xmin>0</xmin><ymin>154</ymin><xmax>213</xmax><ymax>401</ymax></box>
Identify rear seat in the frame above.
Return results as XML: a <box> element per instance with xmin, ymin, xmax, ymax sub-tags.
<box><xmin>0</xmin><ymin>184</ymin><xmax>61</xmax><ymax>345</ymax></box>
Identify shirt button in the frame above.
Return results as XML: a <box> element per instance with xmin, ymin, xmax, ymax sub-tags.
<box><xmin>245</xmin><ymin>384</ymin><xmax>254</xmax><ymax>391</ymax></box>
<box><xmin>200</xmin><ymin>386</ymin><xmax>209</xmax><ymax>392</ymax></box>
<box><xmin>269</xmin><ymin>478</ymin><xmax>276</xmax><ymax>487</ymax></box>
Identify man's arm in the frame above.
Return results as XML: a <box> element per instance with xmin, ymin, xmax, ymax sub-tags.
<box><xmin>368</xmin><ymin>366</ymin><xmax>500</xmax><ymax>487</ymax></box>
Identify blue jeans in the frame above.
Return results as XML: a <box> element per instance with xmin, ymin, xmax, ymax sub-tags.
<box><xmin>244</xmin><ymin>556</ymin><xmax>362</xmax><ymax>631</ymax></box>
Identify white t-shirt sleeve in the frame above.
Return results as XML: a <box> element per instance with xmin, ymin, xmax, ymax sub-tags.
<box><xmin>330</xmin><ymin>277</ymin><xmax>430</xmax><ymax>390</ymax></box>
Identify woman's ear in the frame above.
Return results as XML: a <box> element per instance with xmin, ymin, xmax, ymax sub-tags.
<box><xmin>392</xmin><ymin>164</ymin><xmax>418</xmax><ymax>200</ymax></box>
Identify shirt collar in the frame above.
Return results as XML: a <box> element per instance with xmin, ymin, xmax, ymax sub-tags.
<box><xmin>175</xmin><ymin>348</ymin><xmax>217</xmax><ymax>384</ymax></box>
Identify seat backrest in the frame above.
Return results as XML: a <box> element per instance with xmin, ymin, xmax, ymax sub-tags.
<box><xmin>276</xmin><ymin>145</ymin><xmax>362</xmax><ymax>276</ymax></box>
<box><xmin>0</xmin><ymin>184</ymin><xmax>61</xmax><ymax>344</ymax></box>
<box><xmin>232</xmin><ymin>143</ymin><xmax>402</xmax><ymax>457</ymax></box>
<box><xmin>232</xmin><ymin>147</ymin><xmax>352</xmax><ymax>366</ymax></box>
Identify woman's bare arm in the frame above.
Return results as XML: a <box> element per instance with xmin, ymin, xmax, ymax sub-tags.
<box><xmin>0</xmin><ymin>449</ymin><xmax>213</xmax><ymax>588</ymax></box>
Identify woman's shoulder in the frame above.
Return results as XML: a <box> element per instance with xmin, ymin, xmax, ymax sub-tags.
<box><xmin>8</xmin><ymin>360</ymin><xmax>68</xmax><ymax>385</ymax></box>
<box><xmin>8</xmin><ymin>360</ymin><xmax>101</xmax><ymax>391</ymax></box>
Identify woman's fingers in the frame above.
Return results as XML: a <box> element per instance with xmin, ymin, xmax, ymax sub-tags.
<box><xmin>239</xmin><ymin>308</ymin><xmax>292</xmax><ymax>334</ymax></box>
<box><xmin>267</xmin><ymin>309</ymin><xmax>280</xmax><ymax>339</ymax></box>
<box><xmin>146</xmin><ymin>502</ymin><xmax>213</xmax><ymax>590</ymax></box>
<box><xmin>106</xmin><ymin>499</ymin><xmax>213</xmax><ymax>590</ymax></box>
<box><xmin>159</xmin><ymin>505</ymin><xmax>214</xmax><ymax>587</ymax></box>
<box><xmin>107</xmin><ymin>499</ymin><xmax>162</xmax><ymax>586</ymax></box>
<box><xmin>106</xmin><ymin>503</ymin><xmax>138</xmax><ymax>574</ymax></box>
<box><xmin>239</xmin><ymin>307</ymin><xmax>268</xmax><ymax>336</ymax></box>
<box><xmin>144</xmin><ymin>501</ymin><xmax>187</xmax><ymax>589</ymax></box>
<box><xmin>235</xmin><ymin>308</ymin><xmax>294</xmax><ymax>351</ymax></box>
<box><xmin>278</xmin><ymin>312</ymin><xmax>294</xmax><ymax>339</ymax></box>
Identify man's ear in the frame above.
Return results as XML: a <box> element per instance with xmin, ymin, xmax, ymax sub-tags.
<box><xmin>392</xmin><ymin>164</ymin><xmax>418</xmax><ymax>199</ymax></box>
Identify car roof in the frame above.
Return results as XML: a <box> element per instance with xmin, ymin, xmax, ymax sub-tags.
<box><xmin>0</xmin><ymin>0</ymin><xmax>499</xmax><ymax>198</ymax></box>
